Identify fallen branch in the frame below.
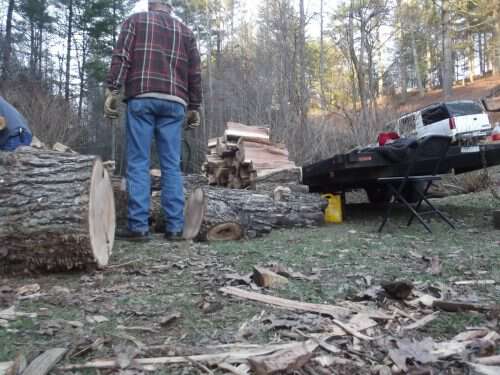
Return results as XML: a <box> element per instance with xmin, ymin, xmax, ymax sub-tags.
<box><xmin>58</xmin><ymin>342</ymin><xmax>312</xmax><ymax>370</ymax></box>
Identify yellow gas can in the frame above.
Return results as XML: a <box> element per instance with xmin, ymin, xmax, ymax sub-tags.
<box><xmin>322</xmin><ymin>194</ymin><xmax>343</xmax><ymax>224</ymax></box>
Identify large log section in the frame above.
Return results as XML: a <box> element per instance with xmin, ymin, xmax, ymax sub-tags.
<box><xmin>185</xmin><ymin>187</ymin><xmax>326</xmax><ymax>241</ymax></box>
<box><xmin>0</xmin><ymin>150</ymin><xmax>115</xmax><ymax>272</ymax></box>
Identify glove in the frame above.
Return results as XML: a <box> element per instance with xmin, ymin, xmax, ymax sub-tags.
<box><xmin>104</xmin><ymin>88</ymin><xmax>121</xmax><ymax>119</ymax></box>
<box><xmin>185</xmin><ymin>110</ymin><xmax>201</xmax><ymax>130</ymax></box>
<box><xmin>0</xmin><ymin>116</ymin><xmax>5</xmax><ymax>131</ymax></box>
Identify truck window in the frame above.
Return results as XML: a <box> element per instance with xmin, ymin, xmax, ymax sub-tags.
<box><xmin>398</xmin><ymin>114</ymin><xmax>416</xmax><ymax>134</ymax></box>
<box><xmin>422</xmin><ymin>105</ymin><xmax>449</xmax><ymax>126</ymax></box>
<box><xmin>445</xmin><ymin>101</ymin><xmax>484</xmax><ymax>116</ymax></box>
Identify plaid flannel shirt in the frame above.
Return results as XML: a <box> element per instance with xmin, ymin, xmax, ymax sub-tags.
<box><xmin>106</xmin><ymin>10</ymin><xmax>202</xmax><ymax>110</ymax></box>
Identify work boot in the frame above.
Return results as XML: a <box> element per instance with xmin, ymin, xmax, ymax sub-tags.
<box><xmin>116</xmin><ymin>228</ymin><xmax>151</xmax><ymax>242</ymax></box>
<box><xmin>164</xmin><ymin>231</ymin><xmax>184</xmax><ymax>242</ymax></box>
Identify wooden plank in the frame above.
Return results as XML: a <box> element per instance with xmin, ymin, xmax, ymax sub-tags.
<box><xmin>226</xmin><ymin>122</ymin><xmax>270</xmax><ymax>140</ymax></box>
<box><xmin>221</xmin><ymin>286</ymin><xmax>375</xmax><ymax>321</ymax></box>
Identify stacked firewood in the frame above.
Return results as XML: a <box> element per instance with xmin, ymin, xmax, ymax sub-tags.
<box><xmin>203</xmin><ymin>122</ymin><xmax>298</xmax><ymax>189</ymax></box>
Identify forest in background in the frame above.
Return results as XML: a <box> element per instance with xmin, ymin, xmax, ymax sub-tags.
<box><xmin>0</xmin><ymin>0</ymin><xmax>498</xmax><ymax>171</ymax></box>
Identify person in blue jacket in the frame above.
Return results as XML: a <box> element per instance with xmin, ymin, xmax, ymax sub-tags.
<box><xmin>0</xmin><ymin>96</ymin><xmax>32</xmax><ymax>151</ymax></box>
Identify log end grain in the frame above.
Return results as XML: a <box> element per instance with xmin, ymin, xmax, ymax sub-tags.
<box><xmin>89</xmin><ymin>160</ymin><xmax>115</xmax><ymax>267</ymax></box>
<box><xmin>207</xmin><ymin>222</ymin><xmax>243</xmax><ymax>241</ymax></box>
<box><xmin>183</xmin><ymin>188</ymin><xmax>206</xmax><ymax>240</ymax></box>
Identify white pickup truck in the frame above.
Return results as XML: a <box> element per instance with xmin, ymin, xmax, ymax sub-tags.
<box><xmin>395</xmin><ymin>100</ymin><xmax>492</xmax><ymax>143</ymax></box>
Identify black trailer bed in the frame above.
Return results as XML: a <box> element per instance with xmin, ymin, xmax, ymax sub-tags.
<box><xmin>303</xmin><ymin>143</ymin><xmax>500</xmax><ymax>193</ymax></box>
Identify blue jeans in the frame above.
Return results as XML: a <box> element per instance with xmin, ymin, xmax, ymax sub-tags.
<box><xmin>126</xmin><ymin>98</ymin><xmax>185</xmax><ymax>233</ymax></box>
<box><xmin>1</xmin><ymin>130</ymin><xmax>32</xmax><ymax>151</ymax></box>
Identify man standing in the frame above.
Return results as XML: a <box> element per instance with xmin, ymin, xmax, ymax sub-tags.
<box><xmin>0</xmin><ymin>96</ymin><xmax>33</xmax><ymax>152</ymax></box>
<box><xmin>105</xmin><ymin>0</ymin><xmax>202</xmax><ymax>242</ymax></box>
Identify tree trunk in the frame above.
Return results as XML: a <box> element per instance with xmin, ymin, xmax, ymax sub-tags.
<box><xmin>0</xmin><ymin>150</ymin><xmax>115</xmax><ymax>273</ymax></box>
<box><xmin>441</xmin><ymin>0</ymin><xmax>453</xmax><ymax>98</ymax></box>
<box><xmin>319</xmin><ymin>0</ymin><xmax>326</xmax><ymax>108</ymax></box>
<box><xmin>494</xmin><ymin>5</ymin><xmax>500</xmax><ymax>75</ymax></box>
<box><xmin>411</xmin><ymin>29</ymin><xmax>425</xmax><ymax>98</ymax></box>
<box><xmin>396</xmin><ymin>0</ymin><xmax>407</xmax><ymax>103</ymax></box>
<box><xmin>2</xmin><ymin>0</ymin><xmax>15</xmax><ymax>78</ymax></box>
<box><xmin>65</xmin><ymin>0</ymin><xmax>73</xmax><ymax>101</ymax></box>
<box><xmin>185</xmin><ymin>187</ymin><xmax>326</xmax><ymax>241</ymax></box>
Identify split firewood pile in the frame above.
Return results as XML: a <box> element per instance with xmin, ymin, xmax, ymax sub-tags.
<box><xmin>204</xmin><ymin>122</ymin><xmax>300</xmax><ymax>189</ymax></box>
<box><xmin>10</xmin><ymin>273</ymin><xmax>498</xmax><ymax>374</ymax></box>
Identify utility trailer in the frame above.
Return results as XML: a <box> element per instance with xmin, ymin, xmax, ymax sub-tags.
<box><xmin>302</xmin><ymin>143</ymin><xmax>500</xmax><ymax>202</ymax></box>
<box><xmin>303</xmin><ymin>88</ymin><xmax>500</xmax><ymax>202</ymax></box>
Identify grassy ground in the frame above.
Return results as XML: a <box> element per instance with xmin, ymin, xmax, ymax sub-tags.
<box><xmin>1</xmin><ymin>191</ymin><xmax>499</xmax><ymax>372</ymax></box>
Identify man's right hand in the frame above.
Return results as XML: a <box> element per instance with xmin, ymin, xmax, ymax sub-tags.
<box><xmin>0</xmin><ymin>116</ymin><xmax>6</xmax><ymax>132</ymax></box>
<box><xmin>104</xmin><ymin>88</ymin><xmax>121</xmax><ymax>119</ymax></box>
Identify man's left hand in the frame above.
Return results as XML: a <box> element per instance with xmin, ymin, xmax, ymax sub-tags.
<box><xmin>185</xmin><ymin>110</ymin><xmax>201</xmax><ymax>130</ymax></box>
<box><xmin>0</xmin><ymin>116</ymin><xmax>6</xmax><ymax>132</ymax></box>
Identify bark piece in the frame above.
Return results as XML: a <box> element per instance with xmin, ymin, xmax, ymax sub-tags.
<box><xmin>248</xmin><ymin>341</ymin><xmax>318</xmax><ymax>375</ymax></box>
<box><xmin>382</xmin><ymin>281</ymin><xmax>414</xmax><ymax>300</ymax></box>
<box><xmin>0</xmin><ymin>150</ymin><xmax>115</xmax><ymax>272</ymax></box>
<box><xmin>23</xmin><ymin>348</ymin><xmax>67</xmax><ymax>375</ymax></box>
<box><xmin>252</xmin><ymin>267</ymin><xmax>289</xmax><ymax>288</ymax></box>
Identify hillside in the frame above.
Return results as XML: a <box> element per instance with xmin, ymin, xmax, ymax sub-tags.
<box><xmin>396</xmin><ymin>75</ymin><xmax>500</xmax><ymax>124</ymax></box>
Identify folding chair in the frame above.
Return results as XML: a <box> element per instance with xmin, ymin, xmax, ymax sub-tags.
<box><xmin>377</xmin><ymin>135</ymin><xmax>456</xmax><ymax>234</ymax></box>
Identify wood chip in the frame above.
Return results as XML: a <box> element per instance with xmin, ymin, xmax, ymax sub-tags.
<box><xmin>252</xmin><ymin>267</ymin><xmax>289</xmax><ymax>289</ymax></box>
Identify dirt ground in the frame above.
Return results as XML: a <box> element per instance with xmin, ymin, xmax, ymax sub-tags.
<box><xmin>1</xmin><ymin>191</ymin><xmax>499</xmax><ymax>374</ymax></box>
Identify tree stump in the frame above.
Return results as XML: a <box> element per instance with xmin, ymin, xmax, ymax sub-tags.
<box><xmin>184</xmin><ymin>187</ymin><xmax>326</xmax><ymax>241</ymax></box>
<box><xmin>0</xmin><ymin>150</ymin><xmax>115</xmax><ymax>272</ymax></box>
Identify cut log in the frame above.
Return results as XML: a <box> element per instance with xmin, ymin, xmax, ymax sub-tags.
<box><xmin>0</xmin><ymin>150</ymin><xmax>115</xmax><ymax>272</ymax></box>
<box><xmin>184</xmin><ymin>187</ymin><xmax>326</xmax><ymax>241</ymax></box>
